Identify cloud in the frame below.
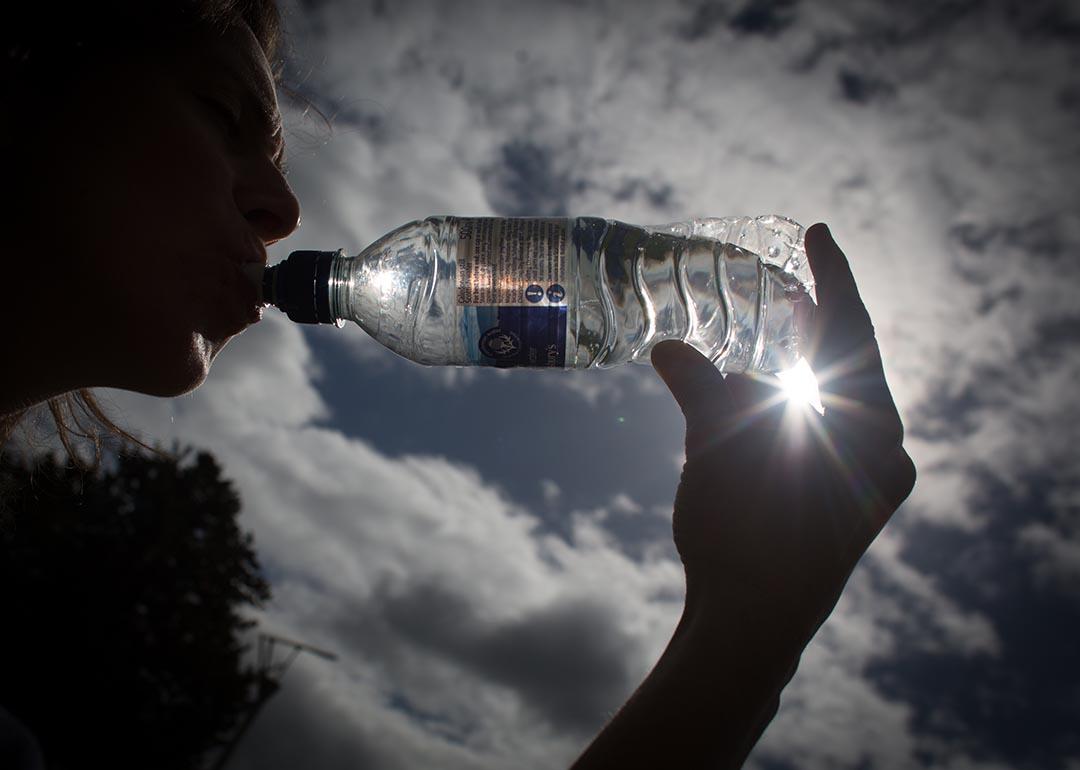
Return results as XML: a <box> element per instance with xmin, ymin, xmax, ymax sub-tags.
<box><xmin>97</xmin><ymin>0</ymin><xmax>1080</xmax><ymax>767</ymax></box>
<box><xmin>109</xmin><ymin>316</ymin><xmax>687</xmax><ymax>764</ymax></box>
<box><xmin>104</xmin><ymin>311</ymin><xmax>326</xmax><ymax>441</ymax></box>
<box><xmin>229</xmin><ymin>445</ymin><xmax>686</xmax><ymax>763</ymax></box>
<box><xmin>1018</xmin><ymin>523</ymin><xmax>1080</xmax><ymax>600</ymax></box>
<box><xmin>364</xmin><ymin>581</ymin><xmax>641</xmax><ymax>731</ymax></box>
<box><xmin>483</xmin><ymin>139</ymin><xmax>583</xmax><ymax>217</ymax></box>
<box><xmin>540</xmin><ymin>478</ymin><xmax>561</xmax><ymax>507</ymax></box>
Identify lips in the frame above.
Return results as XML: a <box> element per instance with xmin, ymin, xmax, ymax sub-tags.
<box><xmin>231</xmin><ymin>237</ymin><xmax>268</xmax><ymax>296</ymax></box>
<box><xmin>195</xmin><ymin>256</ymin><xmax>263</xmax><ymax>340</ymax></box>
<box><xmin>190</xmin><ymin>236</ymin><xmax>269</xmax><ymax>340</ymax></box>
<box><xmin>230</xmin><ymin>233</ymin><xmax>269</xmax><ymax>271</ymax></box>
<box><xmin>239</xmin><ymin>261</ymin><xmax>267</xmax><ymax>303</ymax></box>
<box><xmin>230</xmin><ymin>259</ymin><xmax>265</xmax><ymax>319</ymax></box>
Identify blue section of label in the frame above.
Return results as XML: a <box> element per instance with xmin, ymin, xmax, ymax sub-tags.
<box><xmin>462</xmin><ymin>306</ymin><xmax>567</xmax><ymax>367</ymax></box>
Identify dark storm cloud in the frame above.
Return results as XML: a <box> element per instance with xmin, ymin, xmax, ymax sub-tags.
<box><xmin>728</xmin><ymin>0</ymin><xmax>799</xmax><ymax>37</ymax></box>
<box><xmin>950</xmin><ymin>217</ymin><xmax>1073</xmax><ymax>264</ymax></box>
<box><xmin>369</xmin><ymin>579</ymin><xmax>641</xmax><ymax>734</ymax></box>
<box><xmin>836</xmin><ymin>68</ymin><xmax>896</xmax><ymax>105</ymax></box>
<box><xmin>1003</xmin><ymin>0</ymin><xmax>1080</xmax><ymax>42</ymax></box>
<box><xmin>482</xmin><ymin>139</ymin><xmax>586</xmax><ymax>217</ymax></box>
<box><xmin>232</xmin><ymin>663</ymin><xmax>390</xmax><ymax>770</ymax></box>
<box><xmin>864</xmin><ymin>205</ymin><xmax>1080</xmax><ymax>768</ymax></box>
<box><xmin>676</xmin><ymin>0</ymin><xmax>799</xmax><ymax>41</ymax></box>
<box><xmin>865</xmin><ymin>472</ymin><xmax>1080</xmax><ymax>768</ymax></box>
<box><xmin>911</xmin><ymin>211</ymin><xmax>1080</xmax><ymax>442</ymax></box>
<box><xmin>906</xmin><ymin>379</ymin><xmax>983</xmax><ymax>443</ymax></box>
<box><xmin>470</xmin><ymin>601</ymin><xmax>640</xmax><ymax>730</ymax></box>
<box><xmin>1059</xmin><ymin>83</ymin><xmax>1080</xmax><ymax>114</ymax></box>
<box><xmin>675</xmin><ymin>0</ymin><xmax>728</xmax><ymax>41</ymax></box>
<box><xmin>612</xmin><ymin>177</ymin><xmax>676</xmax><ymax>210</ymax></box>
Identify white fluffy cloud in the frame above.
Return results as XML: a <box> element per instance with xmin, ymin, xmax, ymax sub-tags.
<box><xmin>108</xmin><ymin>313</ymin><xmax>684</xmax><ymax>766</ymax></box>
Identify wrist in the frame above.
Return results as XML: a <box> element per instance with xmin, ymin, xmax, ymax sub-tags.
<box><xmin>680</xmin><ymin>565</ymin><xmax>820</xmax><ymax>664</ymax></box>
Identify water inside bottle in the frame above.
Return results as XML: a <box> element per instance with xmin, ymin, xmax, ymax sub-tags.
<box><xmin>335</xmin><ymin>215</ymin><xmax>811</xmax><ymax>373</ymax></box>
<box><xmin>570</xmin><ymin>219</ymin><xmax>810</xmax><ymax>372</ymax></box>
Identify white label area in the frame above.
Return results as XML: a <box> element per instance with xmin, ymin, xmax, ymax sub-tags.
<box><xmin>455</xmin><ymin>218</ymin><xmax>569</xmax><ymax>307</ymax></box>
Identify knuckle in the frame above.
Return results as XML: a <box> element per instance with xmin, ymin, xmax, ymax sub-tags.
<box><xmin>887</xmin><ymin>449</ymin><xmax>917</xmax><ymax>505</ymax></box>
<box><xmin>900</xmin><ymin>449</ymin><xmax>917</xmax><ymax>494</ymax></box>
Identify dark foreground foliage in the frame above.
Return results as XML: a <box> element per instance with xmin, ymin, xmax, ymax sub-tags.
<box><xmin>0</xmin><ymin>448</ymin><xmax>271</xmax><ymax>770</ymax></box>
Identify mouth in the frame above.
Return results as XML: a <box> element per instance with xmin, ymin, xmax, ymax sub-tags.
<box><xmin>214</xmin><ymin>257</ymin><xmax>265</xmax><ymax>334</ymax></box>
<box><xmin>240</xmin><ymin>261</ymin><xmax>267</xmax><ymax>304</ymax></box>
<box><xmin>236</xmin><ymin>261</ymin><xmax>266</xmax><ymax>317</ymax></box>
<box><xmin>194</xmin><ymin>241</ymin><xmax>270</xmax><ymax>340</ymax></box>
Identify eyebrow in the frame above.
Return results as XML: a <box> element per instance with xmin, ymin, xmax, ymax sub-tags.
<box><xmin>220</xmin><ymin>65</ymin><xmax>289</xmax><ymax>175</ymax></box>
<box><xmin>265</xmin><ymin>115</ymin><xmax>287</xmax><ymax>174</ymax></box>
<box><xmin>248</xmin><ymin>93</ymin><xmax>287</xmax><ymax>175</ymax></box>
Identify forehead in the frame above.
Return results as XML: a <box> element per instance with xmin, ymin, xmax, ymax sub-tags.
<box><xmin>219</xmin><ymin>24</ymin><xmax>277</xmax><ymax>102</ymax></box>
<box><xmin>186</xmin><ymin>23</ymin><xmax>279</xmax><ymax>113</ymax></box>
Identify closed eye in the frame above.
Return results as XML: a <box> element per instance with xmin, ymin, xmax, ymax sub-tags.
<box><xmin>200</xmin><ymin>96</ymin><xmax>242</xmax><ymax>138</ymax></box>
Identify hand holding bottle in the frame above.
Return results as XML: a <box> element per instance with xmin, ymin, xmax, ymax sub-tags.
<box><xmin>652</xmin><ymin>222</ymin><xmax>915</xmax><ymax>640</ymax></box>
<box><xmin>571</xmin><ymin>224</ymin><xmax>916</xmax><ymax>769</ymax></box>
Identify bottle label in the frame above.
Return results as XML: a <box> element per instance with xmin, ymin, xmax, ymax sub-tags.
<box><xmin>455</xmin><ymin>218</ymin><xmax>570</xmax><ymax>367</ymax></box>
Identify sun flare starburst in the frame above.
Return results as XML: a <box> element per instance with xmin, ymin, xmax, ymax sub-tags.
<box><xmin>776</xmin><ymin>357</ymin><xmax>825</xmax><ymax>415</ymax></box>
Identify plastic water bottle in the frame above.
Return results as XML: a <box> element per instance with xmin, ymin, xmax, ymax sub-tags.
<box><xmin>256</xmin><ymin>215</ymin><xmax>814</xmax><ymax>373</ymax></box>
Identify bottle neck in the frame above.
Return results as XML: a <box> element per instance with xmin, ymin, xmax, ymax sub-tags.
<box><xmin>263</xmin><ymin>250</ymin><xmax>344</xmax><ymax>325</ymax></box>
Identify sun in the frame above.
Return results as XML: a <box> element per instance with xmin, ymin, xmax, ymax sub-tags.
<box><xmin>775</xmin><ymin>357</ymin><xmax>824</xmax><ymax>414</ymax></box>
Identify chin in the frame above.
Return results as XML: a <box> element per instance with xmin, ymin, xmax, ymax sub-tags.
<box><xmin>140</xmin><ymin>360</ymin><xmax>211</xmax><ymax>398</ymax></box>
<box><xmin>130</xmin><ymin>334</ymin><xmax>223</xmax><ymax>398</ymax></box>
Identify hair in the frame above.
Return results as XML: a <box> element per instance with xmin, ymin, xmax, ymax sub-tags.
<box><xmin>1</xmin><ymin>0</ymin><xmax>287</xmax><ymax>466</ymax></box>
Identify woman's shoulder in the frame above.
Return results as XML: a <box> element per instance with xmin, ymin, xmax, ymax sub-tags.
<box><xmin>0</xmin><ymin>705</ymin><xmax>45</xmax><ymax>770</ymax></box>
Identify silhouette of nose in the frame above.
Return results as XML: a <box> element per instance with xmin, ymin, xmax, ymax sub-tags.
<box><xmin>239</xmin><ymin>166</ymin><xmax>302</xmax><ymax>245</ymax></box>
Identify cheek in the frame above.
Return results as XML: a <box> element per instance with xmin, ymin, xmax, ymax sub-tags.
<box><xmin>87</xmin><ymin>241</ymin><xmax>251</xmax><ymax>401</ymax></box>
<box><xmin>75</xmin><ymin>96</ymin><xmax>236</xmax><ymax>267</ymax></box>
<box><xmin>22</xmin><ymin>73</ymin><xmax>247</xmax><ymax>398</ymax></box>
<box><xmin>78</xmin><ymin>118</ymin><xmax>241</xmax><ymax>319</ymax></box>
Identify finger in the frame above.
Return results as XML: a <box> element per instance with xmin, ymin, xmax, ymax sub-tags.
<box><xmin>871</xmin><ymin>446</ymin><xmax>917</xmax><ymax>514</ymax></box>
<box><xmin>838</xmin><ymin>446</ymin><xmax>917</xmax><ymax>556</ymax></box>
<box><xmin>650</xmin><ymin>340</ymin><xmax>731</xmax><ymax>420</ymax></box>
<box><xmin>805</xmin><ymin>223</ymin><xmax>880</xmax><ymax>380</ymax></box>
<box><xmin>804</xmin><ymin>224</ymin><xmax>905</xmax><ymax>450</ymax></box>
<box><xmin>722</xmin><ymin>372</ymin><xmax>791</xmax><ymax>450</ymax></box>
<box><xmin>724</xmin><ymin>371</ymin><xmax>784</xmax><ymax>413</ymax></box>
<box><xmin>651</xmin><ymin>340</ymin><xmax>736</xmax><ymax>456</ymax></box>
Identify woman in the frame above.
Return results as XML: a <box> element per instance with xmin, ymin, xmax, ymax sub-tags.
<box><xmin>2</xmin><ymin>3</ymin><xmax>915</xmax><ymax>768</ymax></box>
<box><xmin>2</xmin><ymin>4</ymin><xmax>298</xmax><ymax>452</ymax></box>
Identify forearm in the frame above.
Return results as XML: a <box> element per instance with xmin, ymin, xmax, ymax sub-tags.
<box><xmin>570</xmin><ymin>579</ymin><xmax>808</xmax><ymax>770</ymax></box>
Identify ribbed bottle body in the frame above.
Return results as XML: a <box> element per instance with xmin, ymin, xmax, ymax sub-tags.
<box><xmin>331</xmin><ymin>215</ymin><xmax>813</xmax><ymax>372</ymax></box>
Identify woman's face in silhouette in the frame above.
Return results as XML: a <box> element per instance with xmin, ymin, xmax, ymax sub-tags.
<box><xmin>22</xmin><ymin>23</ymin><xmax>300</xmax><ymax>399</ymax></box>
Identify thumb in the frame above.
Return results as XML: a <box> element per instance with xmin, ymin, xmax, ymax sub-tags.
<box><xmin>650</xmin><ymin>340</ymin><xmax>732</xmax><ymax>426</ymax></box>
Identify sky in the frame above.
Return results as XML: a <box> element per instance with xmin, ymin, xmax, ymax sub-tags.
<box><xmin>106</xmin><ymin>0</ymin><xmax>1080</xmax><ymax>767</ymax></box>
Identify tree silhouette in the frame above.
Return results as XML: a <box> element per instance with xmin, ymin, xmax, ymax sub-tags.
<box><xmin>0</xmin><ymin>448</ymin><xmax>271</xmax><ymax>770</ymax></box>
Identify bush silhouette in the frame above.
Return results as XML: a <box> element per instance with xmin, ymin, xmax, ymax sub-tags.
<box><xmin>0</xmin><ymin>448</ymin><xmax>271</xmax><ymax>770</ymax></box>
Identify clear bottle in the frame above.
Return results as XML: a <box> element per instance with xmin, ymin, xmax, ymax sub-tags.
<box><xmin>257</xmin><ymin>215</ymin><xmax>815</xmax><ymax>373</ymax></box>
